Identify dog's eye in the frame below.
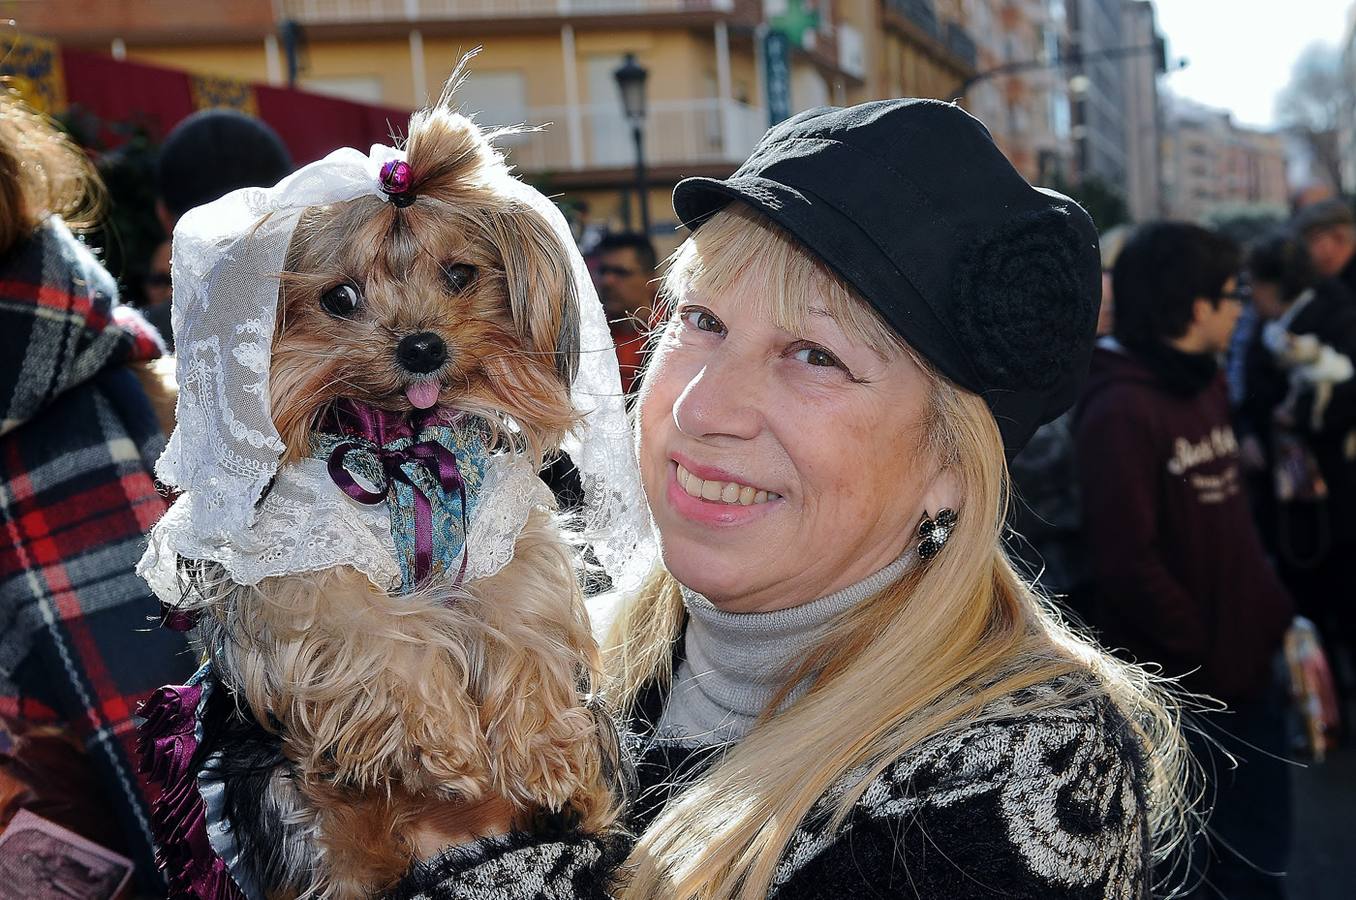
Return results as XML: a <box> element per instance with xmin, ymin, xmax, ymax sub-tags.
<box><xmin>320</xmin><ymin>283</ymin><xmax>361</xmax><ymax>318</ymax></box>
<box><xmin>444</xmin><ymin>263</ymin><xmax>477</xmax><ymax>294</ymax></box>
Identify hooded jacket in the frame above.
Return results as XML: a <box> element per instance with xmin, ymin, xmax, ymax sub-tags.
<box><xmin>1074</xmin><ymin>341</ymin><xmax>1293</xmax><ymax>702</ymax></box>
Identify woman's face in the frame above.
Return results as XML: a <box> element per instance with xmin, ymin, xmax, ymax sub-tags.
<box><xmin>638</xmin><ymin>272</ymin><xmax>942</xmax><ymax>614</ymax></box>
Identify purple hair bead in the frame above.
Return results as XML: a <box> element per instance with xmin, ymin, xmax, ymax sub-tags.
<box><xmin>379</xmin><ymin>159</ymin><xmax>413</xmax><ymax>196</ymax></box>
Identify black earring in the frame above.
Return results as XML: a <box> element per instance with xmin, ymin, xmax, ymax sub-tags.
<box><xmin>917</xmin><ymin>508</ymin><xmax>958</xmax><ymax>560</ymax></box>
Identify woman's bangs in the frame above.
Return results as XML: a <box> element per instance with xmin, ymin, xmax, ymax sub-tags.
<box><xmin>661</xmin><ymin>206</ymin><xmax>902</xmax><ymax>357</ymax></box>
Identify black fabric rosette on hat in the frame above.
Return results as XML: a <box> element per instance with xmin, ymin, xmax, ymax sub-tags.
<box><xmin>672</xmin><ymin>99</ymin><xmax>1102</xmax><ymax>457</ymax></box>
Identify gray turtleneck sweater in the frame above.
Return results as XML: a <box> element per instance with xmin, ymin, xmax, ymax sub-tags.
<box><xmin>654</xmin><ymin>552</ymin><xmax>916</xmax><ymax>746</ymax></box>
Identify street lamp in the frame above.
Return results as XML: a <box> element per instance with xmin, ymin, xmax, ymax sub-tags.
<box><xmin>614</xmin><ymin>53</ymin><xmax>650</xmax><ymax>237</ymax></box>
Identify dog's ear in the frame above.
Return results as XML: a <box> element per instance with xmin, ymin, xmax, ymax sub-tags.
<box><xmin>487</xmin><ymin>204</ymin><xmax>580</xmax><ymax>389</ymax></box>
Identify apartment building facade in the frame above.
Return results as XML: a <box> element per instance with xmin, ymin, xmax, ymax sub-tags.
<box><xmin>1120</xmin><ymin>0</ymin><xmax>1162</xmax><ymax>220</ymax></box>
<box><xmin>1066</xmin><ymin>0</ymin><xmax>1127</xmax><ymax>191</ymax></box>
<box><xmin>963</xmin><ymin>0</ymin><xmax>1073</xmax><ymax>185</ymax></box>
<box><xmin>17</xmin><ymin>0</ymin><xmax>980</xmax><ymax>242</ymax></box>
<box><xmin>1162</xmin><ymin>97</ymin><xmax>1288</xmax><ymax>224</ymax></box>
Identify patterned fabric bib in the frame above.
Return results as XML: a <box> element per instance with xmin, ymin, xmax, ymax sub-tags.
<box><xmin>312</xmin><ymin>402</ymin><xmax>489</xmax><ymax>593</ymax></box>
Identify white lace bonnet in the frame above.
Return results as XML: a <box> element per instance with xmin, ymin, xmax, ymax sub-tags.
<box><xmin>138</xmin><ymin>140</ymin><xmax>656</xmax><ymax>598</ymax></box>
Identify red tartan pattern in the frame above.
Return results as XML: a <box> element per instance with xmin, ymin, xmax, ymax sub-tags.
<box><xmin>0</xmin><ymin>278</ymin><xmax>103</xmax><ymax>318</ymax></box>
<box><xmin>1</xmin><ymin>219</ymin><xmax>194</xmax><ymax>892</ymax></box>
<box><xmin>0</xmin><ymin>389</ymin><xmax>182</xmax><ymax>779</ymax></box>
<box><xmin>0</xmin><ymin>694</ymin><xmax>60</xmax><ymax>722</ymax></box>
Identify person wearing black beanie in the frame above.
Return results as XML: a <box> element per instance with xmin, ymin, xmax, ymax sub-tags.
<box><xmin>144</xmin><ymin>110</ymin><xmax>293</xmax><ymax>352</ymax></box>
<box><xmin>1075</xmin><ymin>221</ymin><xmax>1294</xmax><ymax>900</ymax></box>
<box><xmin>155</xmin><ymin>108</ymin><xmax>293</xmax><ymax>231</ymax></box>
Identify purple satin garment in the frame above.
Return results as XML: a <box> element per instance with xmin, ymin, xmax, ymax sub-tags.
<box><xmin>322</xmin><ymin>400</ymin><xmax>471</xmax><ymax>586</ymax></box>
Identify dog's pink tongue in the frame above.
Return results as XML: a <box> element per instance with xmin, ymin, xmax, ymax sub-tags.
<box><xmin>405</xmin><ymin>381</ymin><xmax>440</xmax><ymax>410</ymax></box>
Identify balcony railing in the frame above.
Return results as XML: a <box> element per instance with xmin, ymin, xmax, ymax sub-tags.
<box><xmin>886</xmin><ymin>0</ymin><xmax>940</xmax><ymax>40</ymax></box>
<box><xmin>281</xmin><ymin>0</ymin><xmax>734</xmax><ymax>23</ymax></box>
<box><xmin>504</xmin><ymin>98</ymin><xmax>766</xmax><ymax>171</ymax></box>
<box><xmin>944</xmin><ymin>22</ymin><xmax>977</xmax><ymax>69</ymax></box>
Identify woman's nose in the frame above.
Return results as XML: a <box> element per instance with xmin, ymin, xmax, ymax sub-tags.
<box><xmin>671</xmin><ymin>351</ymin><xmax>763</xmax><ymax>441</ymax></box>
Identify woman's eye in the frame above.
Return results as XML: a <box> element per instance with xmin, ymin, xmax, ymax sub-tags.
<box><xmin>792</xmin><ymin>345</ymin><xmax>841</xmax><ymax>368</ymax></box>
<box><xmin>444</xmin><ymin>263</ymin><xmax>477</xmax><ymax>293</ymax></box>
<box><xmin>320</xmin><ymin>283</ymin><xmax>361</xmax><ymax>318</ymax></box>
<box><xmin>679</xmin><ymin>309</ymin><xmax>726</xmax><ymax>335</ymax></box>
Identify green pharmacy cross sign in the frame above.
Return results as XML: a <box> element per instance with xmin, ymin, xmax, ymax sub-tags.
<box><xmin>770</xmin><ymin>0</ymin><xmax>821</xmax><ymax>46</ymax></box>
<box><xmin>764</xmin><ymin>0</ymin><xmax>821</xmax><ymax>127</ymax></box>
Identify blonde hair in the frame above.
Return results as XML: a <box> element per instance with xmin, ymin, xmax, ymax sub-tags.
<box><xmin>0</xmin><ymin>88</ymin><xmax>103</xmax><ymax>257</ymax></box>
<box><xmin>604</xmin><ymin>205</ymin><xmax>1193</xmax><ymax>899</ymax></box>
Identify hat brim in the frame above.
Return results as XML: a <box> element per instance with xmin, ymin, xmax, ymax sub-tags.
<box><xmin>673</xmin><ymin>171</ymin><xmax>971</xmax><ymax>398</ymax></box>
<box><xmin>672</xmin><ymin>172</ymin><xmax>958</xmax><ymax>388</ymax></box>
<box><xmin>674</xmin><ymin>175</ymin><xmax>785</xmax><ymax>232</ymax></box>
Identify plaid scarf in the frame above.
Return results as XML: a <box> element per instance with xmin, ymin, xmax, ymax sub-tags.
<box><xmin>0</xmin><ymin>218</ymin><xmax>193</xmax><ymax>889</ymax></box>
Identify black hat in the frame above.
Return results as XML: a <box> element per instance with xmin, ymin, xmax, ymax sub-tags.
<box><xmin>672</xmin><ymin>99</ymin><xmax>1101</xmax><ymax>456</ymax></box>
<box><xmin>158</xmin><ymin>109</ymin><xmax>294</xmax><ymax>220</ymax></box>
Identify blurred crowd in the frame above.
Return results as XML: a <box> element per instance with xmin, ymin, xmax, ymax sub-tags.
<box><xmin>1009</xmin><ymin>200</ymin><xmax>1356</xmax><ymax>899</ymax></box>
<box><xmin>2</xmin><ymin>82</ymin><xmax>1355</xmax><ymax>898</ymax></box>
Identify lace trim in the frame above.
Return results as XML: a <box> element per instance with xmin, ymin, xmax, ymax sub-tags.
<box><xmin>139</xmin><ymin>452</ymin><xmax>551</xmax><ymax>602</ymax></box>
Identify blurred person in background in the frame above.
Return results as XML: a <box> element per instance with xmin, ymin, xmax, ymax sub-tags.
<box><xmin>1295</xmin><ymin>199</ymin><xmax>1356</xmax><ymax>300</ymax></box>
<box><xmin>155</xmin><ymin>108</ymin><xmax>292</xmax><ymax>235</ymax></box>
<box><xmin>1007</xmin><ymin>224</ymin><xmax>1130</xmax><ymax>615</ymax></box>
<box><xmin>593</xmin><ymin>232</ymin><xmax>658</xmax><ymax>396</ymax></box>
<box><xmin>1075</xmin><ymin>222</ymin><xmax>1294</xmax><ymax>900</ymax></box>
<box><xmin>141</xmin><ymin>239</ymin><xmax>173</xmax><ymax>352</ymax></box>
<box><xmin>1095</xmin><ymin>224</ymin><xmax>1130</xmax><ymax>338</ymax></box>
<box><xmin>0</xmin><ymin>90</ymin><xmax>192</xmax><ymax>891</ymax></box>
<box><xmin>140</xmin><ymin>109</ymin><xmax>292</xmax><ymax>357</ymax></box>
<box><xmin>1242</xmin><ymin>231</ymin><xmax>1356</xmax><ymax>700</ymax></box>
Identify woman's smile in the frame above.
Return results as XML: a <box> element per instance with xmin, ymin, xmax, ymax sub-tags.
<box><xmin>665</xmin><ymin>459</ymin><xmax>784</xmax><ymax>527</ymax></box>
<box><xmin>675</xmin><ymin>461</ymin><xmax>780</xmax><ymax>506</ymax></box>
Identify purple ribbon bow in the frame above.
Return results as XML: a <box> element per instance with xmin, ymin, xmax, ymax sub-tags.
<box><xmin>323</xmin><ymin>402</ymin><xmax>470</xmax><ymax>587</ymax></box>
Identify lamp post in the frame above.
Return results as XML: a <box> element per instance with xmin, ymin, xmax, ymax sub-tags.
<box><xmin>614</xmin><ymin>53</ymin><xmax>650</xmax><ymax>237</ymax></box>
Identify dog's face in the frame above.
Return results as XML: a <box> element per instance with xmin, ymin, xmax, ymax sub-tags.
<box><xmin>269</xmin><ymin>165</ymin><xmax>579</xmax><ymax>464</ymax></box>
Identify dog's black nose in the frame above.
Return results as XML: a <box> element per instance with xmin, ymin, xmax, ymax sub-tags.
<box><xmin>396</xmin><ymin>332</ymin><xmax>447</xmax><ymax>373</ymax></box>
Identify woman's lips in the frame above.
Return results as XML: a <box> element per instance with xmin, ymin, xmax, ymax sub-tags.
<box><xmin>674</xmin><ymin>462</ymin><xmax>780</xmax><ymax>506</ymax></box>
<box><xmin>664</xmin><ymin>460</ymin><xmax>782</xmax><ymax>527</ymax></box>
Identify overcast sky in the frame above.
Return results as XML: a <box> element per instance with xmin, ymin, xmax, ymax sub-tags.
<box><xmin>1152</xmin><ymin>0</ymin><xmax>1352</xmax><ymax>128</ymax></box>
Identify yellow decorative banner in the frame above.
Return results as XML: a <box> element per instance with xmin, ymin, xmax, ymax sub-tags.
<box><xmin>0</xmin><ymin>33</ymin><xmax>66</xmax><ymax>114</ymax></box>
<box><xmin>189</xmin><ymin>72</ymin><xmax>257</xmax><ymax>116</ymax></box>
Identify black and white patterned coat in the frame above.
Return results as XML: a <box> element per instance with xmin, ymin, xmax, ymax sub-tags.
<box><xmin>389</xmin><ymin>830</ymin><xmax>630</xmax><ymax>900</ymax></box>
<box><xmin>396</xmin><ymin>675</ymin><xmax>1150</xmax><ymax>899</ymax></box>
<box><xmin>628</xmin><ymin>675</ymin><xmax>1151</xmax><ymax>899</ymax></box>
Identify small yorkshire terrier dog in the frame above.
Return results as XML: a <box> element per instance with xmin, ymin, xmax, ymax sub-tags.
<box><xmin>141</xmin><ymin>86</ymin><xmax>626</xmax><ymax>899</ymax></box>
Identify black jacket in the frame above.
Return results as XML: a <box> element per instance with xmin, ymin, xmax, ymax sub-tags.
<box><xmin>1287</xmin><ymin>280</ymin><xmax>1356</xmax><ymax>545</ymax></box>
<box><xmin>1338</xmin><ymin>253</ymin><xmax>1356</xmax><ymax>303</ymax></box>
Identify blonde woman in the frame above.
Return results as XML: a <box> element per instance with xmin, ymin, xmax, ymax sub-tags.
<box><xmin>600</xmin><ymin>100</ymin><xmax>1190</xmax><ymax>898</ymax></box>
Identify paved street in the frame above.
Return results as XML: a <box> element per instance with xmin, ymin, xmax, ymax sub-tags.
<box><xmin>1289</xmin><ymin>744</ymin><xmax>1356</xmax><ymax>898</ymax></box>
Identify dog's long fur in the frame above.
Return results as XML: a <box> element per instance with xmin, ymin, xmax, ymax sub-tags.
<box><xmin>175</xmin><ymin>87</ymin><xmax>623</xmax><ymax>898</ymax></box>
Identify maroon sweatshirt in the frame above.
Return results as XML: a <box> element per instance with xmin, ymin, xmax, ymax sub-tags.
<box><xmin>1073</xmin><ymin>343</ymin><xmax>1293</xmax><ymax>702</ymax></box>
